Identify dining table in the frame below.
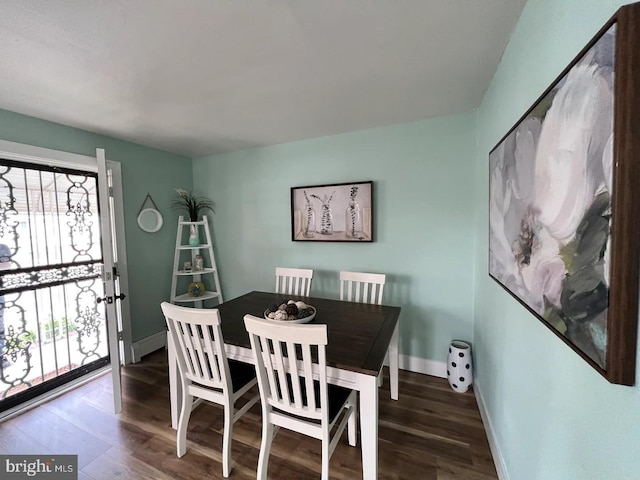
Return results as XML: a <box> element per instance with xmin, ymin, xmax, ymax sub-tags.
<box><xmin>167</xmin><ymin>290</ymin><xmax>401</xmax><ymax>479</ymax></box>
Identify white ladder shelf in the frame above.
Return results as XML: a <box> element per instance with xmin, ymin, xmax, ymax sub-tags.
<box><xmin>170</xmin><ymin>215</ymin><xmax>223</xmax><ymax>306</ymax></box>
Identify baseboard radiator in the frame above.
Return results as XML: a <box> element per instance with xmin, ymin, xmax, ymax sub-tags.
<box><xmin>130</xmin><ymin>330</ymin><xmax>167</xmax><ymax>363</ymax></box>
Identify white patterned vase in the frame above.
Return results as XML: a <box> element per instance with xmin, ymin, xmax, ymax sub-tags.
<box><xmin>447</xmin><ymin>340</ymin><xmax>473</xmax><ymax>393</ymax></box>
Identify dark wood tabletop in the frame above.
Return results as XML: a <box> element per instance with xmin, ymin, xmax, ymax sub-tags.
<box><xmin>217</xmin><ymin>291</ymin><xmax>401</xmax><ymax>376</ymax></box>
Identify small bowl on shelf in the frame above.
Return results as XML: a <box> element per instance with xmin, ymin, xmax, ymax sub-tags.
<box><xmin>264</xmin><ymin>305</ymin><xmax>316</xmax><ymax>324</ymax></box>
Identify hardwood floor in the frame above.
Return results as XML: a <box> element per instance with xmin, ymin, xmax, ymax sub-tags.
<box><xmin>0</xmin><ymin>349</ymin><xmax>497</xmax><ymax>479</ymax></box>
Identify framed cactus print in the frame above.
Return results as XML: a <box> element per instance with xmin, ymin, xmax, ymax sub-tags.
<box><xmin>488</xmin><ymin>3</ymin><xmax>640</xmax><ymax>385</ymax></box>
<box><xmin>291</xmin><ymin>181</ymin><xmax>373</xmax><ymax>242</ymax></box>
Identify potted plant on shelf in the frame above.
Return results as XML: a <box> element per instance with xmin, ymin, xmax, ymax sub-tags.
<box><xmin>172</xmin><ymin>188</ymin><xmax>215</xmax><ymax>246</ymax></box>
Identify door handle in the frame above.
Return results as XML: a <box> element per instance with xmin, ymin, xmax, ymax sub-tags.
<box><xmin>97</xmin><ymin>293</ymin><xmax>125</xmax><ymax>304</ymax></box>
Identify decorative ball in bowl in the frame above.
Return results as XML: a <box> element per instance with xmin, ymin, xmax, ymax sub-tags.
<box><xmin>264</xmin><ymin>300</ymin><xmax>316</xmax><ymax>324</ymax></box>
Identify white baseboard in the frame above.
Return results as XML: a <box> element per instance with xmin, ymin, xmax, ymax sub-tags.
<box><xmin>131</xmin><ymin>330</ymin><xmax>167</xmax><ymax>364</ymax></box>
<box><xmin>474</xmin><ymin>381</ymin><xmax>509</xmax><ymax>480</ymax></box>
<box><xmin>393</xmin><ymin>355</ymin><xmax>507</xmax><ymax>477</ymax></box>
<box><xmin>390</xmin><ymin>353</ymin><xmax>447</xmax><ymax>378</ymax></box>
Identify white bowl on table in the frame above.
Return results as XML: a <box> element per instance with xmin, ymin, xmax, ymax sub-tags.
<box><xmin>264</xmin><ymin>305</ymin><xmax>316</xmax><ymax>324</ymax></box>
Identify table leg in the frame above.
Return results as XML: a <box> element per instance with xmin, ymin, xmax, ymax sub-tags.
<box><xmin>390</xmin><ymin>323</ymin><xmax>399</xmax><ymax>400</ymax></box>
<box><xmin>360</xmin><ymin>374</ymin><xmax>378</xmax><ymax>479</ymax></box>
<box><xmin>167</xmin><ymin>332</ymin><xmax>180</xmax><ymax>430</ymax></box>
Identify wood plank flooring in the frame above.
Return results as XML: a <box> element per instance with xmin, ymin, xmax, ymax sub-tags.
<box><xmin>0</xmin><ymin>349</ymin><xmax>497</xmax><ymax>479</ymax></box>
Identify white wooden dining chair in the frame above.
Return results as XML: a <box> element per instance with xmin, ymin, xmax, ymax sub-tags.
<box><xmin>339</xmin><ymin>271</ymin><xmax>386</xmax><ymax>305</ymax></box>
<box><xmin>275</xmin><ymin>267</ymin><xmax>313</xmax><ymax>296</ymax></box>
<box><xmin>339</xmin><ymin>270</ymin><xmax>397</xmax><ymax>396</ymax></box>
<box><xmin>243</xmin><ymin>314</ymin><xmax>358</xmax><ymax>480</ymax></box>
<box><xmin>161</xmin><ymin>302</ymin><xmax>260</xmax><ymax>478</ymax></box>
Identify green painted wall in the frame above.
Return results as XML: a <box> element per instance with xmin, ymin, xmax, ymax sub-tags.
<box><xmin>6</xmin><ymin>2</ymin><xmax>637</xmax><ymax>474</ymax></box>
<box><xmin>473</xmin><ymin>1</ymin><xmax>640</xmax><ymax>479</ymax></box>
<box><xmin>0</xmin><ymin>108</ymin><xmax>192</xmax><ymax>341</ymax></box>
<box><xmin>193</xmin><ymin>113</ymin><xmax>476</xmax><ymax>362</ymax></box>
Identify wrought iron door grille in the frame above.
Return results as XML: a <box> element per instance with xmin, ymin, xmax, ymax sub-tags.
<box><xmin>0</xmin><ymin>159</ymin><xmax>109</xmax><ymax>408</ymax></box>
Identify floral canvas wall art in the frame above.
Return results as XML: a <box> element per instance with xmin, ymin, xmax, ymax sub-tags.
<box><xmin>489</xmin><ymin>4</ymin><xmax>640</xmax><ymax>385</ymax></box>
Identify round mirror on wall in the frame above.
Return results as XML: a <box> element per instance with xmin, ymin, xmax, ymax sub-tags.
<box><xmin>137</xmin><ymin>207</ymin><xmax>163</xmax><ymax>232</ymax></box>
<box><xmin>137</xmin><ymin>194</ymin><xmax>163</xmax><ymax>233</ymax></box>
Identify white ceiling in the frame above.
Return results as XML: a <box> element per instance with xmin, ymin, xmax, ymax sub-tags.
<box><xmin>0</xmin><ymin>0</ymin><xmax>527</xmax><ymax>158</ymax></box>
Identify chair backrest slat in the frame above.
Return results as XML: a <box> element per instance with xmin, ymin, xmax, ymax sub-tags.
<box><xmin>193</xmin><ymin>324</ymin><xmax>211</xmax><ymax>381</ymax></box>
<box><xmin>272</xmin><ymin>339</ymin><xmax>290</xmax><ymax>405</ymax></box>
<box><xmin>184</xmin><ymin>324</ymin><xmax>200</xmax><ymax>378</ymax></box>
<box><xmin>257</xmin><ymin>336</ymin><xmax>280</xmax><ymax>403</ymax></box>
<box><xmin>203</xmin><ymin>325</ymin><xmax>221</xmax><ymax>383</ymax></box>
<box><xmin>244</xmin><ymin>315</ymin><xmax>327</xmax><ymax>421</ymax></box>
<box><xmin>161</xmin><ymin>302</ymin><xmax>230</xmax><ymax>391</ymax></box>
<box><xmin>339</xmin><ymin>271</ymin><xmax>386</xmax><ymax>305</ymax></box>
<box><xmin>275</xmin><ymin>267</ymin><xmax>314</xmax><ymax>296</ymax></box>
<box><xmin>286</xmin><ymin>340</ymin><xmax>304</xmax><ymax>409</ymax></box>
<box><xmin>302</xmin><ymin>343</ymin><xmax>315</xmax><ymax>411</ymax></box>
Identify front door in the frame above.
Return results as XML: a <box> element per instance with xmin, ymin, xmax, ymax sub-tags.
<box><xmin>97</xmin><ymin>148</ymin><xmax>122</xmax><ymax>413</ymax></box>
<box><xmin>0</xmin><ymin>153</ymin><xmax>121</xmax><ymax>414</ymax></box>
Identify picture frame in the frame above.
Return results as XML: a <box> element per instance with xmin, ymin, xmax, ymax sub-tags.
<box><xmin>488</xmin><ymin>3</ymin><xmax>640</xmax><ymax>385</ymax></box>
<box><xmin>291</xmin><ymin>181</ymin><xmax>373</xmax><ymax>242</ymax></box>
